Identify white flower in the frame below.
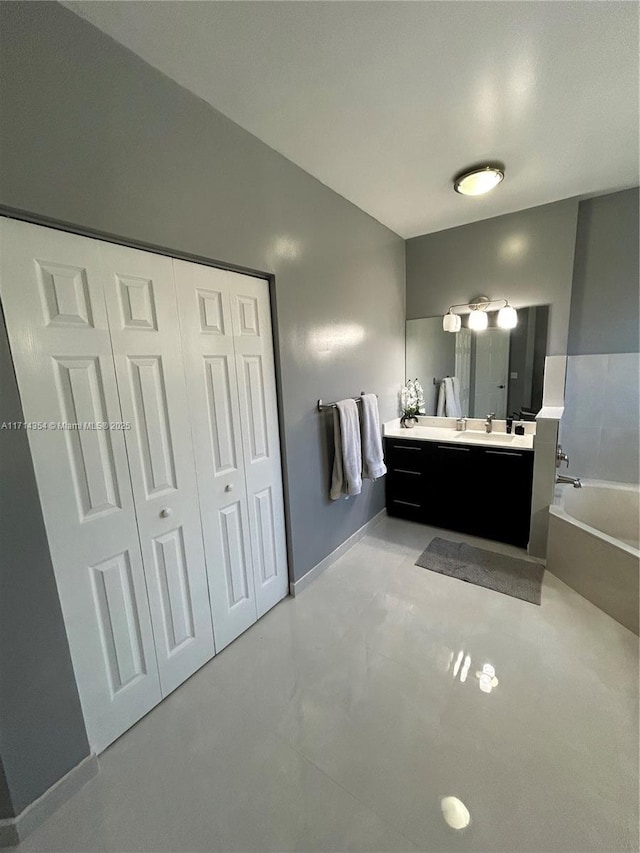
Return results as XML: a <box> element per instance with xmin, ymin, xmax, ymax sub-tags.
<box><xmin>401</xmin><ymin>378</ymin><xmax>425</xmax><ymax>416</ymax></box>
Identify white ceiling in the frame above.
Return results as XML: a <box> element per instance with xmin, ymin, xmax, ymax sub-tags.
<box><xmin>64</xmin><ymin>1</ymin><xmax>639</xmax><ymax>238</ymax></box>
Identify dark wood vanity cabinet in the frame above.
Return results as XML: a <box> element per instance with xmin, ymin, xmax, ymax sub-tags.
<box><xmin>384</xmin><ymin>437</ymin><xmax>534</xmax><ymax>547</ymax></box>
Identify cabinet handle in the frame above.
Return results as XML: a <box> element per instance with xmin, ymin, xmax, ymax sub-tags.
<box><xmin>392</xmin><ymin>444</ymin><xmax>421</xmax><ymax>451</ymax></box>
<box><xmin>393</xmin><ymin>499</ymin><xmax>421</xmax><ymax>508</ymax></box>
<box><xmin>393</xmin><ymin>468</ymin><xmax>421</xmax><ymax>475</ymax></box>
<box><xmin>485</xmin><ymin>450</ymin><xmax>524</xmax><ymax>457</ymax></box>
<box><xmin>437</xmin><ymin>445</ymin><xmax>470</xmax><ymax>451</ymax></box>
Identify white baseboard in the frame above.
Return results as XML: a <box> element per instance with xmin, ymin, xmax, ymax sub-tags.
<box><xmin>0</xmin><ymin>754</ymin><xmax>98</xmax><ymax>847</ymax></box>
<box><xmin>290</xmin><ymin>509</ymin><xmax>387</xmax><ymax>596</ymax></box>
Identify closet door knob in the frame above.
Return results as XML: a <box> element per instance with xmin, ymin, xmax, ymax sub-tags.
<box><xmin>225</xmin><ymin>484</ymin><xmax>233</xmax><ymax>492</ymax></box>
<box><xmin>160</xmin><ymin>508</ymin><xmax>171</xmax><ymax>518</ymax></box>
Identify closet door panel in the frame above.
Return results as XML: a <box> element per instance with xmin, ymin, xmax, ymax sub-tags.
<box><xmin>0</xmin><ymin>218</ymin><xmax>161</xmax><ymax>753</ymax></box>
<box><xmin>100</xmin><ymin>243</ymin><xmax>215</xmax><ymax>694</ymax></box>
<box><xmin>173</xmin><ymin>260</ymin><xmax>257</xmax><ymax>651</ymax></box>
<box><xmin>228</xmin><ymin>275</ymin><xmax>289</xmax><ymax>617</ymax></box>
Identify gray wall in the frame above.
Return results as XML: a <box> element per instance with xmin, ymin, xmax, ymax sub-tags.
<box><xmin>0</xmin><ymin>760</ymin><xmax>13</xmax><ymax>821</ymax></box>
<box><xmin>0</xmin><ymin>309</ymin><xmax>90</xmax><ymax>817</ymax></box>
<box><xmin>406</xmin><ymin>199</ymin><xmax>579</xmax><ymax>356</ymax></box>
<box><xmin>0</xmin><ymin>0</ymin><xmax>404</xmax><ymax>816</ymax></box>
<box><xmin>0</xmin><ymin>1</ymin><xmax>405</xmax><ymax>583</ymax></box>
<box><xmin>568</xmin><ymin>188</ymin><xmax>639</xmax><ymax>355</ymax></box>
<box><xmin>561</xmin><ymin>189</ymin><xmax>639</xmax><ymax>484</ymax></box>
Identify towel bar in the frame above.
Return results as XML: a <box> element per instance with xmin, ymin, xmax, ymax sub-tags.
<box><xmin>317</xmin><ymin>392</ymin><xmax>377</xmax><ymax>412</ymax></box>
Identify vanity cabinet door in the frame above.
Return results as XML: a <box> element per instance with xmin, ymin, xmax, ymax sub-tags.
<box><xmin>422</xmin><ymin>442</ymin><xmax>487</xmax><ymax>538</ymax></box>
<box><xmin>476</xmin><ymin>448</ymin><xmax>534</xmax><ymax>546</ymax></box>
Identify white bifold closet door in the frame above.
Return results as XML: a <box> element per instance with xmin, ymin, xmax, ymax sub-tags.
<box><xmin>0</xmin><ymin>219</ymin><xmax>162</xmax><ymax>752</ymax></box>
<box><xmin>174</xmin><ymin>261</ymin><xmax>288</xmax><ymax>650</ymax></box>
<box><xmin>0</xmin><ymin>218</ymin><xmax>287</xmax><ymax>753</ymax></box>
<box><xmin>99</xmin><ymin>242</ymin><xmax>215</xmax><ymax>693</ymax></box>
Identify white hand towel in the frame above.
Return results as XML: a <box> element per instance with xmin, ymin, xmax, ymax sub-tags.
<box><xmin>330</xmin><ymin>399</ymin><xmax>363</xmax><ymax>500</ymax></box>
<box><xmin>360</xmin><ymin>394</ymin><xmax>387</xmax><ymax>480</ymax></box>
<box><xmin>437</xmin><ymin>381</ymin><xmax>446</xmax><ymax>417</ymax></box>
<box><xmin>445</xmin><ymin>376</ymin><xmax>463</xmax><ymax>418</ymax></box>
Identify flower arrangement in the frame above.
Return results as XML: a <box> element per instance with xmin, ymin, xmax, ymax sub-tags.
<box><xmin>400</xmin><ymin>378</ymin><xmax>425</xmax><ymax>427</ymax></box>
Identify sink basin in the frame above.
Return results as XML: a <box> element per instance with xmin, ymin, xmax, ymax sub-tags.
<box><xmin>454</xmin><ymin>431</ymin><xmax>516</xmax><ymax>444</ymax></box>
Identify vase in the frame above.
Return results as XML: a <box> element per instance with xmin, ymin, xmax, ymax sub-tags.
<box><xmin>400</xmin><ymin>415</ymin><xmax>418</xmax><ymax>429</ymax></box>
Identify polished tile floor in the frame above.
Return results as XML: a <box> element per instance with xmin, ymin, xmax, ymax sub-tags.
<box><xmin>15</xmin><ymin>516</ymin><xmax>639</xmax><ymax>853</ymax></box>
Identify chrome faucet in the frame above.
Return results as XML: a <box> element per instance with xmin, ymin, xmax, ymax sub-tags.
<box><xmin>484</xmin><ymin>412</ymin><xmax>496</xmax><ymax>433</ymax></box>
<box><xmin>557</xmin><ymin>474</ymin><xmax>582</xmax><ymax>489</ymax></box>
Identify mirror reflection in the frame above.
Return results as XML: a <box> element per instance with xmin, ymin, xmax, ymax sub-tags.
<box><xmin>406</xmin><ymin>306</ymin><xmax>549</xmax><ymax>419</ymax></box>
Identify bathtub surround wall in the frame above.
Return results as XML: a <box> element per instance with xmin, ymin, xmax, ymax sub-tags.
<box><xmin>560</xmin><ymin>354</ymin><xmax>640</xmax><ymax>484</ymax></box>
<box><xmin>0</xmin><ymin>0</ymin><xmax>404</xmax><ymax>834</ymax></box>
<box><xmin>561</xmin><ymin>189</ymin><xmax>640</xmax><ymax>485</ymax></box>
<box><xmin>406</xmin><ymin>199</ymin><xmax>580</xmax><ymax>357</ymax></box>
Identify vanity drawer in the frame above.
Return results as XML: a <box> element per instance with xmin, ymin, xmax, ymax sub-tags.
<box><xmin>386</xmin><ymin>468</ymin><xmax>425</xmax><ymax>502</ymax></box>
<box><xmin>384</xmin><ymin>438</ymin><xmax>426</xmax><ymax>471</ymax></box>
<box><xmin>386</xmin><ymin>494</ymin><xmax>425</xmax><ymax>522</ymax></box>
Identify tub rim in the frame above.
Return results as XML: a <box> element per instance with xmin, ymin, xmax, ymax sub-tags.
<box><xmin>550</xmin><ymin>479</ymin><xmax>640</xmax><ymax>558</ymax></box>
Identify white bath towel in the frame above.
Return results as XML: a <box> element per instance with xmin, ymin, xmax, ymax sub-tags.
<box><xmin>360</xmin><ymin>394</ymin><xmax>387</xmax><ymax>480</ymax></box>
<box><xmin>447</xmin><ymin>377</ymin><xmax>463</xmax><ymax>418</ymax></box>
<box><xmin>330</xmin><ymin>399</ymin><xmax>363</xmax><ymax>500</ymax></box>
<box><xmin>437</xmin><ymin>377</ymin><xmax>463</xmax><ymax>418</ymax></box>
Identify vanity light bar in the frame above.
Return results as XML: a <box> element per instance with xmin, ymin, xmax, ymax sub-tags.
<box><xmin>442</xmin><ymin>297</ymin><xmax>518</xmax><ymax>332</ymax></box>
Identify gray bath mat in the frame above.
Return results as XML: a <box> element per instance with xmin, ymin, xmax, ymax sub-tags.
<box><xmin>415</xmin><ymin>537</ymin><xmax>544</xmax><ymax>605</ymax></box>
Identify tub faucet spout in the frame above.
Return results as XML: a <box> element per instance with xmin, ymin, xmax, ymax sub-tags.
<box><xmin>557</xmin><ymin>474</ymin><xmax>582</xmax><ymax>488</ymax></box>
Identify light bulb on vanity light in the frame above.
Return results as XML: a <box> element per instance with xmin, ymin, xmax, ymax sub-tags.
<box><xmin>468</xmin><ymin>309</ymin><xmax>488</xmax><ymax>331</ymax></box>
<box><xmin>497</xmin><ymin>303</ymin><xmax>518</xmax><ymax>329</ymax></box>
<box><xmin>443</xmin><ymin>311</ymin><xmax>461</xmax><ymax>333</ymax></box>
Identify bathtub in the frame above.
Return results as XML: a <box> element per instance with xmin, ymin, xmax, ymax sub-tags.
<box><xmin>547</xmin><ymin>481</ymin><xmax>639</xmax><ymax>634</ymax></box>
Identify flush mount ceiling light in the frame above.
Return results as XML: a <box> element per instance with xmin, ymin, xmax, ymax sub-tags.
<box><xmin>453</xmin><ymin>165</ymin><xmax>504</xmax><ymax>196</ymax></box>
<box><xmin>442</xmin><ymin>296</ymin><xmax>518</xmax><ymax>333</ymax></box>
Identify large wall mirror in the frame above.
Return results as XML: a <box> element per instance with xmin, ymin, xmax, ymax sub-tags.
<box><xmin>406</xmin><ymin>305</ymin><xmax>549</xmax><ymax>419</ymax></box>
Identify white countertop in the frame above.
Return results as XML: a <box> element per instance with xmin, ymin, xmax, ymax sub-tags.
<box><xmin>383</xmin><ymin>419</ymin><xmax>535</xmax><ymax>451</ymax></box>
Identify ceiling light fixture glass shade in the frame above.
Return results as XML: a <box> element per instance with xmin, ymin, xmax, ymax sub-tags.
<box><xmin>497</xmin><ymin>304</ymin><xmax>518</xmax><ymax>329</ymax></box>
<box><xmin>454</xmin><ymin>166</ymin><xmax>504</xmax><ymax>196</ymax></box>
<box><xmin>443</xmin><ymin>311</ymin><xmax>462</xmax><ymax>333</ymax></box>
<box><xmin>468</xmin><ymin>309</ymin><xmax>488</xmax><ymax>331</ymax></box>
